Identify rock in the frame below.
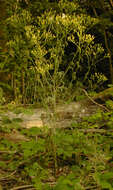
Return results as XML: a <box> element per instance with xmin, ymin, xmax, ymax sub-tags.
<box><xmin>0</xmin><ymin>100</ymin><xmax>100</xmax><ymax>129</ymax></box>
<box><xmin>22</xmin><ymin>119</ymin><xmax>43</xmax><ymax>128</ymax></box>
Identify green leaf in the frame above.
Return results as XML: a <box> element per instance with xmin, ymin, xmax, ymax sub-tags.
<box><xmin>100</xmin><ymin>181</ymin><xmax>113</xmax><ymax>190</ymax></box>
<box><xmin>101</xmin><ymin>172</ymin><xmax>113</xmax><ymax>180</ymax></box>
<box><xmin>28</xmin><ymin>127</ymin><xmax>42</xmax><ymax>136</ymax></box>
<box><xmin>0</xmin><ymin>161</ymin><xmax>7</xmax><ymax>169</ymax></box>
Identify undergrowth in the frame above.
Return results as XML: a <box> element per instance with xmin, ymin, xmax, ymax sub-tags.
<box><xmin>0</xmin><ymin>103</ymin><xmax>113</xmax><ymax>190</ymax></box>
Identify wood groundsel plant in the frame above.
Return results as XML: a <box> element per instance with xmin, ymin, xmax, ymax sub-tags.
<box><xmin>1</xmin><ymin>1</ymin><xmax>107</xmax><ymax>104</ymax></box>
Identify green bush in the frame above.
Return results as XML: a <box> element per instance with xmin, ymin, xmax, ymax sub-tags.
<box><xmin>3</xmin><ymin>2</ymin><xmax>107</xmax><ymax>104</ymax></box>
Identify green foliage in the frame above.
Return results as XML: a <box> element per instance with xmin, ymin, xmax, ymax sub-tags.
<box><xmin>54</xmin><ymin>174</ymin><xmax>84</xmax><ymax>190</ymax></box>
<box><xmin>0</xmin><ymin>87</ymin><xmax>5</xmax><ymax>105</ymax></box>
<box><xmin>0</xmin><ymin>1</ymin><xmax>113</xmax><ymax>189</ymax></box>
<box><xmin>1</xmin><ymin>0</ymin><xmax>107</xmax><ymax>104</ymax></box>
<box><xmin>77</xmin><ymin>0</ymin><xmax>113</xmax><ymax>84</ymax></box>
<box><xmin>0</xmin><ymin>105</ymin><xmax>113</xmax><ymax>189</ymax></box>
<box><xmin>94</xmin><ymin>172</ymin><xmax>113</xmax><ymax>190</ymax></box>
<box><xmin>106</xmin><ymin>100</ymin><xmax>113</xmax><ymax>109</ymax></box>
<box><xmin>0</xmin><ymin>115</ymin><xmax>22</xmax><ymax>133</ymax></box>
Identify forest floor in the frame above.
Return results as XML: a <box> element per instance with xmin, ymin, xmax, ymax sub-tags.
<box><xmin>0</xmin><ymin>98</ymin><xmax>113</xmax><ymax>190</ymax></box>
<box><xmin>0</xmin><ymin>100</ymin><xmax>99</xmax><ymax>142</ymax></box>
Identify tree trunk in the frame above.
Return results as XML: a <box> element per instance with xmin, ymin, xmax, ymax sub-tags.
<box><xmin>0</xmin><ymin>0</ymin><xmax>7</xmax><ymax>51</ymax></box>
<box><xmin>21</xmin><ymin>68</ymin><xmax>25</xmax><ymax>104</ymax></box>
<box><xmin>93</xmin><ymin>87</ymin><xmax>113</xmax><ymax>102</ymax></box>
